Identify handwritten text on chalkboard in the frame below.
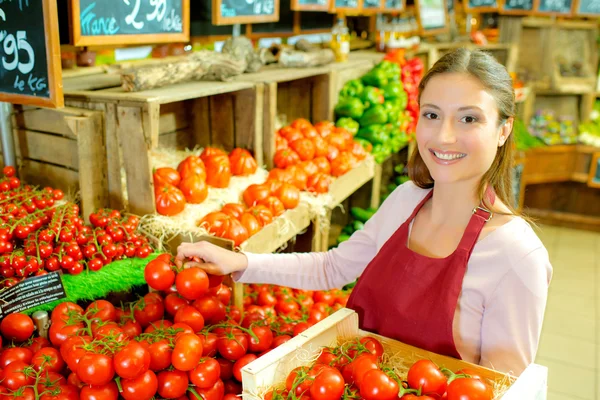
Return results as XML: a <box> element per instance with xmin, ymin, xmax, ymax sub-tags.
<box><xmin>385</xmin><ymin>0</ymin><xmax>404</xmax><ymax>8</ymax></box>
<box><xmin>79</xmin><ymin>0</ymin><xmax>183</xmax><ymax>36</ymax></box>
<box><xmin>298</xmin><ymin>0</ymin><xmax>329</xmax><ymax>5</ymax></box>
<box><xmin>577</xmin><ymin>0</ymin><xmax>600</xmax><ymax>12</ymax></box>
<box><xmin>503</xmin><ymin>0</ymin><xmax>532</xmax><ymax>10</ymax></box>
<box><xmin>0</xmin><ymin>272</ymin><xmax>66</xmax><ymax>318</ymax></box>
<box><xmin>469</xmin><ymin>0</ymin><xmax>498</xmax><ymax>7</ymax></box>
<box><xmin>538</xmin><ymin>0</ymin><xmax>572</xmax><ymax>12</ymax></box>
<box><xmin>364</xmin><ymin>0</ymin><xmax>381</xmax><ymax>7</ymax></box>
<box><xmin>221</xmin><ymin>0</ymin><xmax>275</xmax><ymax>17</ymax></box>
<box><xmin>0</xmin><ymin>0</ymin><xmax>50</xmax><ymax>98</ymax></box>
<box><xmin>334</xmin><ymin>0</ymin><xmax>359</xmax><ymax>7</ymax></box>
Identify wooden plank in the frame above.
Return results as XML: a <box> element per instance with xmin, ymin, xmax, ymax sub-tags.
<box><xmin>159</xmin><ymin>129</ymin><xmax>194</xmax><ymax>150</ymax></box>
<box><xmin>210</xmin><ymin>94</ymin><xmax>235</xmax><ymax>151</ymax></box>
<box><xmin>104</xmin><ymin>103</ymin><xmax>126</xmax><ymax>210</ymax></box>
<box><xmin>18</xmin><ymin>160</ymin><xmax>79</xmax><ymax>192</ymax></box>
<box><xmin>311</xmin><ymin>74</ymin><xmax>331</xmax><ymax>123</ymax></box>
<box><xmin>15</xmin><ymin>130</ymin><xmax>80</xmax><ymax>169</ymax></box>
<box><xmin>370</xmin><ymin>162</ymin><xmax>383</xmax><ymax>209</ymax></box>
<box><xmin>144</xmin><ymin>103</ymin><xmax>161</xmax><ymax>150</ymax></box>
<box><xmin>253</xmin><ymin>84</ymin><xmax>264</xmax><ymax>167</ymax></box>
<box><xmin>116</xmin><ymin>106</ymin><xmax>155</xmax><ymax>216</ymax></box>
<box><xmin>288</xmin><ymin>79</ymin><xmax>311</xmax><ymax>123</ymax></box>
<box><xmin>63</xmin><ymin>74</ymin><xmax>121</xmax><ymax>92</ymax></box>
<box><xmin>159</xmin><ymin>101</ymin><xmax>191</xmax><ymax>134</ymax></box>
<box><xmin>233</xmin><ymin>88</ymin><xmax>257</xmax><ymax>153</ymax></box>
<box><xmin>277</xmin><ymin>81</ymin><xmax>291</xmax><ymax>126</ymax></box>
<box><xmin>263</xmin><ymin>83</ymin><xmax>278</xmax><ymax>170</ymax></box>
<box><xmin>191</xmin><ymin>97</ymin><xmax>211</xmax><ymax>149</ymax></box>
<box><xmin>12</xmin><ymin>107</ymin><xmax>95</xmax><ymax>138</ymax></box>
<box><xmin>328</xmin><ymin>159</ymin><xmax>376</xmax><ymax>207</ymax></box>
<box><xmin>526</xmin><ymin>208</ymin><xmax>600</xmax><ymax>232</ymax></box>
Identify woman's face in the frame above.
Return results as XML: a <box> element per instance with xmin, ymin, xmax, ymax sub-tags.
<box><xmin>416</xmin><ymin>72</ymin><xmax>510</xmax><ymax>186</ymax></box>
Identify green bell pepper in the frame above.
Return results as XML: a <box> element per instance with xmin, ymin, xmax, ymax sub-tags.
<box><xmin>359</xmin><ymin>105</ymin><xmax>388</xmax><ymax>127</ymax></box>
<box><xmin>361</xmin><ymin>69</ymin><xmax>389</xmax><ymax>88</ymax></box>
<box><xmin>334</xmin><ymin>97</ymin><xmax>364</xmax><ymax>120</ymax></box>
<box><xmin>377</xmin><ymin>61</ymin><xmax>401</xmax><ymax>78</ymax></box>
<box><xmin>336</xmin><ymin>118</ymin><xmax>360</xmax><ymax>135</ymax></box>
<box><xmin>350</xmin><ymin>207</ymin><xmax>376</xmax><ymax>223</ymax></box>
<box><xmin>394</xmin><ymin>163</ymin><xmax>405</xmax><ymax>175</ymax></box>
<box><xmin>356</xmin><ymin>125</ymin><xmax>388</xmax><ymax>146</ymax></box>
<box><xmin>359</xmin><ymin>86</ymin><xmax>384</xmax><ymax>107</ymax></box>
<box><xmin>340</xmin><ymin>79</ymin><xmax>364</xmax><ymax>98</ymax></box>
<box><xmin>337</xmin><ymin>234</ymin><xmax>351</xmax><ymax>245</ymax></box>
<box><xmin>382</xmin><ymin>82</ymin><xmax>405</xmax><ymax>100</ymax></box>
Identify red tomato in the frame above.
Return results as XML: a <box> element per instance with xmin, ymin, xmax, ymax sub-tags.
<box><xmin>293</xmin><ymin>322</ymin><xmax>312</xmax><ymax>337</ymax></box>
<box><xmin>407</xmin><ymin>360</ymin><xmax>448</xmax><ymax>397</ymax></box>
<box><xmin>0</xmin><ymin>347</ymin><xmax>33</xmax><ymax>368</ymax></box>
<box><xmin>229</xmin><ymin>148</ymin><xmax>258</xmax><ymax>176</ymax></box>
<box><xmin>121</xmin><ymin>320</ymin><xmax>143</xmax><ymax>339</ymax></box>
<box><xmin>217</xmin><ymin>329</ymin><xmax>248</xmax><ymax>361</ymax></box>
<box><xmin>79</xmin><ymin>382</ymin><xmax>119</xmax><ymax>400</ymax></box>
<box><xmin>274</xmin><ymin>183</ymin><xmax>300</xmax><ymax>210</ymax></box>
<box><xmin>191</xmin><ymin>379</ymin><xmax>224</xmax><ymax>400</ymax></box>
<box><xmin>165</xmin><ymin>293</ymin><xmax>190</xmax><ymax>316</ymax></box>
<box><xmin>220</xmin><ymin>203</ymin><xmax>246</xmax><ymax>220</ymax></box>
<box><xmin>232</xmin><ymin>354</ymin><xmax>257</xmax><ymax>382</ymax></box>
<box><xmin>224</xmin><ymin>380</ymin><xmax>242</xmax><ymax>395</ymax></box>
<box><xmin>248</xmin><ymin>325</ymin><xmax>274</xmax><ymax>353</ymax></box>
<box><xmin>205</xmin><ymin>155</ymin><xmax>232</xmax><ymax>188</ymax></box>
<box><xmin>243</xmin><ymin>184</ymin><xmax>271</xmax><ymax>208</ymax></box>
<box><xmin>121</xmin><ymin>370</ymin><xmax>159</xmax><ymax>400</ymax></box>
<box><xmin>290</xmin><ymin>138</ymin><xmax>316</xmax><ymax>161</ymax></box>
<box><xmin>313</xmin><ymin>291</ymin><xmax>336</xmax><ymax>306</ymax></box>
<box><xmin>134</xmin><ymin>293</ymin><xmax>165</xmax><ymax>328</ymax></box>
<box><xmin>60</xmin><ymin>335</ymin><xmax>91</xmax><ymax>371</ymax></box>
<box><xmin>193</xmin><ymin>296</ymin><xmax>227</xmax><ymax>325</ymax></box>
<box><xmin>271</xmin><ymin>335</ymin><xmax>292</xmax><ymax>348</ymax></box>
<box><xmin>32</xmin><ymin>347</ymin><xmax>65</xmax><ymax>373</ymax></box>
<box><xmin>157</xmin><ymin>370</ymin><xmax>189</xmax><ymax>399</ymax></box>
<box><xmin>309</xmin><ymin>366</ymin><xmax>345</xmax><ymax>400</ymax></box>
<box><xmin>200</xmin><ymin>333</ymin><xmax>219</xmax><ymax>357</ymax></box>
<box><xmin>76</xmin><ymin>353</ymin><xmax>115</xmax><ymax>386</ymax></box>
<box><xmin>27</xmin><ymin>337</ymin><xmax>51</xmax><ymax>354</ymax></box>
<box><xmin>189</xmin><ymin>358</ymin><xmax>221</xmax><ymax>389</ymax></box>
<box><xmin>178</xmin><ymin>156</ymin><xmax>206</xmax><ymax>181</ymax></box>
<box><xmin>3</xmin><ymin>361</ymin><xmax>35</xmax><ymax>389</ymax></box>
<box><xmin>180</xmin><ymin>176</ymin><xmax>208</xmax><ymax>204</ymax></box>
<box><xmin>10</xmin><ymin>387</ymin><xmax>35</xmax><ymax>400</ymax></box>
<box><xmin>144</xmin><ymin>258</ymin><xmax>175</xmax><ymax>291</ymax></box>
<box><xmin>446</xmin><ymin>378</ymin><xmax>493</xmax><ymax>400</ymax></box>
<box><xmin>360</xmin><ymin>369</ymin><xmax>399</xmax><ymax>400</ymax></box>
<box><xmin>217</xmin><ymin>358</ymin><xmax>234</xmax><ymax>381</ymax></box>
<box><xmin>51</xmin><ymin>302</ymin><xmax>84</xmax><ymax>323</ymax></box>
<box><xmin>200</xmin><ymin>147</ymin><xmax>227</xmax><ymax>163</ymax></box>
<box><xmin>1</xmin><ymin>313</ymin><xmax>34</xmax><ymax>342</ymax></box>
<box><xmin>39</xmin><ymin>384</ymin><xmax>79</xmax><ymax>400</ymax></box>
<box><xmin>274</xmin><ymin>149</ymin><xmax>301</xmax><ymax>169</ymax></box>
<box><xmin>114</xmin><ymin>341</ymin><xmax>151</xmax><ymax>379</ymax></box>
<box><xmin>154</xmin><ymin>167</ymin><xmax>181</xmax><ymax>187</ymax></box>
<box><xmin>172</xmin><ymin>333</ymin><xmax>203</xmax><ymax>371</ymax></box>
<box><xmin>175</xmin><ymin>267</ymin><xmax>209</xmax><ymax>300</ymax></box>
<box><xmin>174</xmin><ymin>305</ymin><xmax>205</xmax><ymax>332</ymax></box>
<box><xmin>86</xmin><ymin>300</ymin><xmax>117</xmax><ymax>323</ymax></box>
<box><xmin>36</xmin><ymin>371</ymin><xmax>67</xmax><ymax>393</ymax></box>
<box><xmin>148</xmin><ymin>340</ymin><xmax>173</xmax><ymax>371</ymax></box>
<box><xmin>357</xmin><ymin>337</ymin><xmax>384</xmax><ymax>359</ymax></box>
<box><xmin>155</xmin><ymin>185</ymin><xmax>186</xmax><ymax>216</ymax></box>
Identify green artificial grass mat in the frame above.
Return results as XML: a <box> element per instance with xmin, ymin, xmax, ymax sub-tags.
<box><xmin>23</xmin><ymin>253</ymin><xmax>160</xmax><ymax>315</ymax></box>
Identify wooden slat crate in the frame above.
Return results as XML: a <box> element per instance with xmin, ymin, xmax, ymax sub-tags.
<box><xmin>10</xmin><ymin>106</ymin><xmax>108</xmax><ymax>221</ymax></box>
<box><xmin>241</xmin><ymin>308</ymin><xmax>548</xmax><ymax>400</ymax></box>
<box><xmin>63</xmin><ymin>77</ymin><xmax>262</xmax><ymax>217</ymax></box>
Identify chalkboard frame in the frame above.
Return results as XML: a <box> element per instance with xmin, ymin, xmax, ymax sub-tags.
<box><xmin>533</xmin><ymin>0</ymin><xmax>574</xmax><ymax>15</ymax></box>
<box><xmin>0</xmin><ymin>0</ymin><xmax>64</xmax><ymax>108</ymax></box>
<box><xmin>69</xmin><ymin>0</ymin><xmax>191</xmax><ymax>46</ymax></box>
<box><xmin>573</xmin><ymin>0</ymin><xmax>600</xmax><ymax>16</ymax></box>
<box><xmin>463</xmin><ymin>0</ymin><xmax>500</xmax><ymax>13</ymax></box>
<box><xmin>329</xmin><ymin>0</ymin><xmax>364</xmax><ymax>13</ymax></box>
<box><xmin>213</xmin><ymin>0</ymin><xmax>281</xmax><ymax>25</ymax></box>
<box><xmin>498</xmin><ymin>0</ymin><xmax>536</xmax><ymax>15</ymax></box>
<box><xmin>415</xmin><ymin>0</ymin><xmax>450</xmax><ymax>36</ymax></box>
<box><xmin>291</xmin><ymin>0</ymin><xmax>331</xmax><ymax>11</ymax></box>
<box><xmin>381</xmin><ymin>0</ymin><xmax>407</xmax><ymax>12</ymax></box>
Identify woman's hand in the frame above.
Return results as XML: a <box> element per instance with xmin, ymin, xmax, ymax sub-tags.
<box><xmin>175</xmin><ymin>241</ymin><xmax>248</xmax><ymax>276</ymax></box>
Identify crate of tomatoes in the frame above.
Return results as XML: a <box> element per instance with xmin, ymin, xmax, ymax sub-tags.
<box><xmin>241</xmin><ymin>308</ymin><xmax>548</xmax><ymax>400</ymax></box>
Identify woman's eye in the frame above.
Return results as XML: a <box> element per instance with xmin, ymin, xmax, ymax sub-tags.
<box><xmin>423</xmin><ymin>112</ymin><xmax>438</xmax><ymax>120</ymax></box>
<box><xmin>460</xmin><ymin>116</ymin><xmax>478</xmax><ymax>124</ymax></box>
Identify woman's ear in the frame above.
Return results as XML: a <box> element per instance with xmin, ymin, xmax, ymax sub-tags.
<box><xmin>498</xmin><ymin>117</ymin><xmax>514</xmax><ymax>147</ymax></box>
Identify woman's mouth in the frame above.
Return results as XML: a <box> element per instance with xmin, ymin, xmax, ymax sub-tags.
<box><xmin>429</xmin><ymin>149</ymin><xmax>467</xmax><ymax>163</ymax></box>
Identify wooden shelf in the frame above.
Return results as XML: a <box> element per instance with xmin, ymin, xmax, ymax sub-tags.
<box><xmin>328</xmin><ymin>159</ymin><xmax>376</xmax><ymax>208</ymax></box>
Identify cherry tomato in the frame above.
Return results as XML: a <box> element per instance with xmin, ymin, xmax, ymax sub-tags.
<box><xmin>189</xmin><ymin>357</ymin><xmax>221</xmax><ymax>389</ymax></box>
<box><xmin>114</xmin><ymin>341</ymin><xmax>151</xmax><ymax>379</ymax></box>
<box><xmin>157</xmin><ymin>370</ymin><xmax>189</xmax><ymax>399</ymax></box>
<box><xmin>148</xmin><ymin>339</ymin><xmax>173</xmax><ymax>372</ymax></box>
<box><xmin>1</xmin><ymin>313</ymin><xmax>34</xmax><ymax>342</ymax></box>
<box><xmin>217</xmin><ymin>329</ymin><xmax>248</xmax><ymax>361</ymax></box>
<box><xmin>360</xmin><ymin>369</ymin><xmax>399</xmax><ymax>400</ymax></box>
<box><xmin>76</xmin><ymin>353</ymin><xmax>115</xmax><ymax>386</ymax></box>
<box><xmin>32</xmin><ymin>347</ymin><xmax>65</xmax><ymax>373</ymax></box>
<box><xmin>309</xmin><ymin>366</ymin><xmax>345</xmax><ymax>400</ymax></box>
<box><xmin>407</xmin><ymin>360</ymin><xmax>448</xmax><ymax>397</ymax></box>
<box><xmin>121</xmin><ymin>370</ymin><xmax>159</xmax><ymax>400</ymax></box>
<box><xmin>174</xmin><ymin>305</ymin><xmax>205</xmax><ymax>332</ymax></box>
<box><xmin>172</xmin><ymin>333</ymin><xmax>203</xmax><ymax>371</ymax></box>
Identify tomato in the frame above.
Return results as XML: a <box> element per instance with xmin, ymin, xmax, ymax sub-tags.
<box><xmin>51</xmin><ymin>302</ymin><xmax>84</xmax><ymax>323</ymax></box>
<box><xmin>77</xmin><ymin>353</ymin><xmax>115</xmax><ymax>386</ymax></box>
<box><xmin>351</xmin><ymin>354</ymin><xmax>379</xmax><ymax>386</ymax></box>
<box><xmin>310</xmin><ymin>366</ymin><xmax>345</xmax><ymax>400</ymax></box>
<box><xmin>1</xmin><ymin>313</ymin><xmax>34</xmax><ymax>342</ymax></box>
<box><xmin>121</xmin><ymin>320</ymin><xmax>143</xmax><ymax>339</ymax></box>
<box><xmin>9</xmin><ymin>387</ymin><xmax>35</xmax><ymax>400</ymax></box>
<box><xmin>298</xmin><ymin>160</ymin><xmax>319</xmax><ymax>178</ymax></box>
<box><xmin>79</xmin><ymin>382</ymin><xmax>119</xmax><ymax>400</ymax></box>
<box><xmin>280</xmin><ymin>129</ymin><xmax>304</xmax><ymax>144</ymax></box>
<box><xmin>276</xmin><ymin>134</ymin><xmax>289</xmax><ymax>151</ymax></box>
<box><xmin>154</xmin><ymin>167</ymin><xmax>182</xmax><ymax>187</ymax></box>
<box><xmin>145</xmin><ymin>258</ymin><xmax>176</xmax><ymax>291</ymax></box>
<box><xmin>60</xmin><ymin>335</ymin><xmax>91</xmax><ymax>371</ymax></box>
<box><xmin>199</xmin><ymin>211</ymin><xmax>229</xmax><ymax>234</ymax></box>
<box><xmin>200</xmin><ymin>147</ymin><xmax>227</xmax><ymax>163</ymax></box>
<box><xmin>290</xmin><ymin>139</ymin><xmax>316</xmax><ymax>161</ymax></box>
<box><xmin>148</xmin><ymin>340</ymin><xmax>173</xmax><ymax>371</ymax></box>
<box><xmin>32</xmin><ymin>347</ymin><xmax>64</xmax><ymax>373</ymax></box>
<box><xmin>455</xmin><ymin>369</ymin><xmax>484</xmax><ymax>382</ymax></box>
<box><xmin>87</xmin><ymin>300</ymin><xmax>117</xmax><ymax>323</ymax></box>
<box><xmin>3</xmin><ymin>166</ymin><xmax>16</xmax><ymax>177</ymax></box>
<box><xmin>27</xmin><ymin>337</ymin><xmax>51</xmax><ymax>354</ymax></box>
<box><xmin>172</xmin><ymin>333</ymin><xmax>203</xmax><ymax>371</ymax></box>
<box><xmin>240</xmin><ymin>212</ymin><xmax>261</xmax><ymax>237</ymax></box>
<box><xmin>247</xmin><ymin>325</ymin><xmax>274</xmax><ymax>353</ymax></box>
<box><xmin>221</xmin><ymin>203</ymin><xmax>246</xmax><ymax>220</ymax></box>
<box><xmin>174</xmin><ymin>305</ymin><xmax>205</xmax><ymax>332</ymax></box>
<box><xmin>351</xmin><ymin>141</ymin><xmax>368</xmax><ymax>160</ymax></box>
<box><xmin>176</xmin><ymin>267</ymin><xmax>209</xmax><ymax>300</ymax></box>
<box><xmin>407</xmin><ymin>360</ymin><xmax>447</xmax><ymax>397</ymax></box>
<box><xmin>114</xmin><ymin>341</ymin><xmax>151</xmax><ymax>379</ymax></box>
<box><xmin>359</xmin><ymin>369</ymin><xmax>399</xmax><ymax>400</ymax></box>
<box><xmin>224</xmin><ymin>393</ymin><xmax>240</xmax><ymax>400</ymax></box>
<box><xmin>157</xmin><ymin>370</ymin><xmax>189</xmax><ymax>399</ymax></box>
<box><xmin>3</xmin><ymin>361</ymin><xmax>35</xmax><ymax>389</ymax></box>
<box><xmin>355</xmin><ymin>337</ymin><xmax>384</xmax><ymax>359</ymax></box>
<box><xmin>291</xmin><ymin>119</ymin><xmax>313</xmax><ymax>131</ymax></box>
<box><xmin>155</xmin><ymin>185</ymin><xmax>186</xmax><ymax>216</ymax></box>
<box><xmin>193</xmin><ymin>296</ymin><xmax>227</xmax><ymax>325</ymax></box>
<box><xmin>275</xmin><ymin>296</ymin><xmax>299</xmax><ymax>315</ymax></box>
<box><xmin>233</xmin><ymin>354</ymin><xmax>257</xmax><ymax>382</ymax></box>
<box><xmin>286</xmin><ymin>166</ymin><xmax>308</xmax><ymax>191</ymax></box>
<box><xmin>314</xmin><ymin>121</ymin><xmax>334</xmax><ymax>137</ymax></box>
<box><xmin>274</xmin><ymin>149</ymin><xmax>301</xmax><ymax>169</ymax></box>
<box><xmin>292</xmin><ymin>322</ymin><xmax>312</xmax><ymax>337</ymax></box>
<box><xmin>165</xmin><ymin>293</ymin><xmax>190</xmax><ymax>316</ymax></box>
<box><xmin>224</xmin><ymin>380</ymin><xmax>242</xmax><ymax>395</ymax></box>
<box><xmin>446</xmin><ymin>378</ymin><xmax>493</xmax><ymax>400</ymax></box>
<box><xmin>180</xmin><ymin>176</ymin><xmax>209</xmax><ymax>204</ymax></box>
<box><xmin>229</xmin><ymin>148</ymin><xmax>258</xmax><ymax>176</ymax></box>
<box><xmin>177</xmin><ymin>156</ymin><xmax>206</xmax><ymax>181</ymax></box>
<box><xmin>0</xmin><ymin>347</ymin><xmax>33</xmax><ymax>367</ymax></box>
<box><xmin>217</xmin><ymin>358</ymin><xmax>234</xmax><ymax>381</ymax></box>
<box><xmin>268</xmin><ymin>168</ymin><xmax>292</xmax><ymax>183</ymax></box>
<box><xmin>205</xmin><ymin>155</ymin><xmax>232</xmax><ymax>188</ymax></box>
<box><xmin>314</xmin><ymin>291</ymin><xmax>336</xmax><ymax>306</ymax></box>
<box><xmin>247</xmin><ymin>205</ymin><xmax>274</xmax><ymax>227</ymax></box>
<box><xmin>257</xmin><ymin>196</ymin><xmax>285</xmax><ymax>217</ymax></box>
<box><xmin>134</xmin><ymin>293</ymin><xmax>165</xmax><ymax>328</ymax></box>
<box><xmin>307</xmin><ymin>173</ymin><xmax>331</xmax><ymax>194</ymax></box>
<box><xmin>271</xmin><ymin>335</ymin><xmax>292</xmax><ymax>348</ymax></box>
<box><xmin>121</xmin><ymin>370</ymin><xmax>159</xmax><ymax>400</ymax></box>
<box><xmin>274</xmin><ymin>183</ymin><xmax>300</xmax><ymax>209</ymax></box>
<box><xmin>189</xmin><ymin>358</ymin><xmax>221</xmax><ymax>389</ymax></box>
<box><xmin>217</xmin><ymin>329</ymin><xmax>248</xmax><ymax>361</ymax></box>
<box><xmin>39</xmin><ymin>384</ymin><xmax>79</xmax><ymax>400</ymax></box>
<box><xmin>243</xmin><ymin>184</ymin><xmax>271</xmax><ymax>208</ymax></box>
<box><xmin>190</xmin><ymin>379</ymin><xmax>225</xmax><ymax>400</ymax></box>
<box><xmin>326</xmin><ymin>145</ymin><xmax>340</xmax><ymax>162</ymax></box>
<box><xmin>311</xmin><ymin>135</ymin><xmax>330</xmax><ymax>158</ymax></box>
<box><xmin>68</xmin><ymin>372</ymin><xmax>85</xmax><ymax>388</ymax></box>
<box><xmin>199</xmin><ymin>332</ymin><xmax>218</xmax><ymax>357</ymax></box>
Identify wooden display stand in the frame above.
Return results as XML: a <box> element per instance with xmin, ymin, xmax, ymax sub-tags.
<box><xmin>8</xmin><ymin>106</ymin><xmax>107</xmax><ymax>222</ymax></box>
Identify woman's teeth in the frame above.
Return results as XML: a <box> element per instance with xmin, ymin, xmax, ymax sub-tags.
<box><xmin>433</xmin><ymin>151</ymin><xmax>466</xmax><ymax>160</ymax></box>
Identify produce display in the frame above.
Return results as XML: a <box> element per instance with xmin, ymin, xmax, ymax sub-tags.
<box><xmin>513</xmin><ymin>119</ymin><xmax>545</xmax><ymax>152</ymax></box>
<box><xmin>529</xmin><ymin>110</ymin><xmax>577</xmax><ymax>145</ymax></box>
<box><xmin>578</xmin><ymin>100</ymin><xmax>600</xmax><ymax>148</ymax></box>
<box><xmin>266</xmin><ymin>335</ymin><xmax>494</xmax><ymax>400</ymax></box>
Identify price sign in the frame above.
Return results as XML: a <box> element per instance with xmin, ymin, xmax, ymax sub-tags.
<box><xmin>70</xmin><ymin>0</ymin><xmax>190</xmax><ymax>46</ymax></box>
<box><xmin>363</xmin><ymin>0</ymin><xmax>384</xmax><ymax>12</ymax></box>
<box><xmin>535</xmin><ymin>0</ymin><xmax>573</xmax><ymax>13</ymax></box>
<box><xmin>575</xmin><ymin>0</ymin><xmax>600</xmax><ymax>15</ymax></box>
<box><xmin>415</xmin><ymin>0</ymin><xmax>449</xmax><ymax>36</ymax></box>
<box><xmin>0</xmin><ymin>272</ymin><xmax>66</xmax><ymax>318</ymax></box>
<box><xmin>291</xmin><ymin>0</ymin><xmax>331</xmax><ymax>11</ymax></box>
<box><xmin>329</xmin><ymin>0</ymin><xmax>362</xmax><ymax>12</ymax></box>
<box><xmin>464</xmin><ymin>0</ymin><xmax>499</xmax><ymax>12</ymax></box>
<box><xmin>382</xmin><ymin>0</ymin><xmax>406</xmax><ymax>11</ymax></box>
<box><xmin>213</xmin><ymin>0</ymin><xmax>280</xmax><ymax>25</ymax></box>
<box><xmin>0</xmin><ymin>0</ymin><xmax>63</xmax><ymax>108</ymax></box>
<box><xmin>500</xmin><ymin>0</ymin><xmax>534</xmax><ymax>14</ymax></box>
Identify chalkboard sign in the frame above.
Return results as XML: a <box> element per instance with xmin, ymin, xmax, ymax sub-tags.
<box><xmin>464</xmin><ymin>0</ymin><xmax>499</xmax><ymax>12</ymax></box>
<box><xmin>329</xmin><ymin>0</ymin><xmax>362</xmax><ymax>12</ymax></box>
<box><xmin>0</xmin><ymin>272</ymin><xmax>66</xmax><ymax>318</ymax></box>
<box><xmin>363</xmin><ymin>0</ymin><xmax>384</xmax><ymax>11</ymax></box>
<box><xmin>448</xmin><ymin>0</ymin><xmax>454</xmax><ymax>12</ymax></box>
<box><xmin>0</xmin><ymin>0</ymin><xmax>63</xmax><ymax>108</ymax></box>
<box><xmin>252</xmin><ymin>0</ymin><xmax>293</xmax><ymax>33</ymax></box>
<box><xmin>382</xmin><ymin>0</ymin><xmax>406</xmax><ymax>11</ymax></box>
<box><xmin>213</xmin><ymin>0</ymin><xmax>280</xmax><ymax>25</ymax></box>
<box><xmin>575</xmin><ymin>0</ymin><xmax>598</xmax><ymax>15</ymax></box>
<box><xmin>70</xmin><ymin>0</ymin><xmax>190</xmax><ymax>46</ymax></box>
<box><xmin>500</xmin><ymin>0</ymin><xmax>534</xmax><ymax>14</ymax></box>
<box><xmin>292</xmin><ymin>0</ymin><xmax>331</xmax><ymax>11</ymax></box>
<box><xmin>415</xmin><ymin>0</ymin><xmax>449</xmax><ymax>36</ymax></box>
<box><xmin>535</xmin><ymin>0</ymin><xmax>573</xmax><ymax>13</ymax></box>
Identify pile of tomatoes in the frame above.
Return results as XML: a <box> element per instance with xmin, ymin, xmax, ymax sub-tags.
<box><xmin>154</xmin><ymin>148</ymin><xmax>259</xmax><ymax>217</ymax></box>
<box><xmin>271</xmin><ymin>336</ymin><xmax>494</xmax><ymax>400</ymax></box>
<box><xmin>273</xmin><ymin>119</ymin><xmax>369</xmax><ymax>194</ymax></box>
<box><xmin>0</xmin><ymin>167</ymin><xmax>152</xmax><ymax>283</ymax></box>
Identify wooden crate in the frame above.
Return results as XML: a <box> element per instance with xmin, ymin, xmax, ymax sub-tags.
<box><xmin>10</xmin><ymin>106</ymin><xmax>108</xmax><ymax>221</ymax></box>
<box><xmin>64</xmin><ymin>76</ymin><xmax>262</xmax><ymax>217</ymax></box>
<box><xmin>524</xmin><ymin>90</ymin><xmax>596</xmax><ymax>133</ymax></box>
<box><xmin>241</xmin><ymin>308</ymin><xmax>548</xmax><ymax>400</ymax></box>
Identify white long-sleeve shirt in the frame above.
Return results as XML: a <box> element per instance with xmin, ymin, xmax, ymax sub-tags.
<box><xmin>234</xmin><ymin>181</ymin><xmax>553</xmax><ymax>376</ymax></box>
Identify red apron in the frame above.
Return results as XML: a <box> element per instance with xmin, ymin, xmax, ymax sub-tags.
<box><xmin>346</xmin><ymin>189</ymin><xmax>494</xmax><ymax>359</ymax></box>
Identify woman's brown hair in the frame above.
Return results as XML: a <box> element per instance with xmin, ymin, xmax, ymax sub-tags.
<box><xmin>407</xmin><ymin>47</ymin><xmax>518</xmax><ymax>215</ymax></box>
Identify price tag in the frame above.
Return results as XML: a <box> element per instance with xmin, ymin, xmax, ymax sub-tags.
<box><xmin>0</xmin><ymin>0</ymin><xmax>63</xmax><ymax>108</ymax></box>
<box><xmin>213</xmin><ymin>0</ymin><xmax>280</xmax><ymax>25</ymax></box>
<box><xmin>415</xmin><ymin>0</ymin><xmax>449</xmax><ymax>36</ymax></box>
<box><xmin>383</xmin><ymin>0</ymin><xmax>406</xmax><ymax>11</ymax></box>
<box><xmin>0</xmin><ymin>273</ymin><xmax>66</xmax><ymax>318</ymax></box>
<box><xmin>71</xmin><ymin>0</ymin><xmax>190</xmax><ymax>46</ymax></box>
<box><xmin>329</xmin><ymin>0</ymin><xmax>361</xmax><ymax>12</ymax></box>
<box><xmin>363</xmin><ymin>0</ymin><xmax>384</xmax><ymax>11</ymax></box>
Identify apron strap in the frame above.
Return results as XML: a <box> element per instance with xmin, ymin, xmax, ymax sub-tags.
<box><xmin>457</xmin><ymin>186</ymin><xmax>496</xmax><ymax>253</ymax></box>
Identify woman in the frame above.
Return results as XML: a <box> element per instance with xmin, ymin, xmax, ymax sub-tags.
<box><xmin>176</xmin><ymin>48</ymin><xmax>552</xmax><ymax>376</ymax></box>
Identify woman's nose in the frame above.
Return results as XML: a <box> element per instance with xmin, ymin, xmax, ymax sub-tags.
<box><xmin>438</xmin><ymin>119</ymin><xmax>457</xmax><ymax>144</ymax></box>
